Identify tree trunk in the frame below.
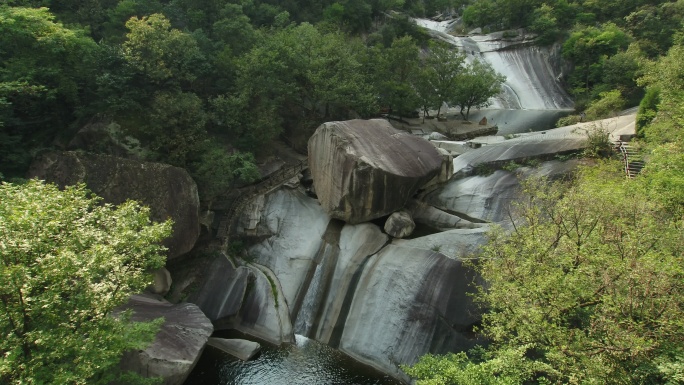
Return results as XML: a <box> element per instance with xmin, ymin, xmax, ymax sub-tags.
<box><xmin>460</xmin><ymin>106</ymin><xmax>466</xmax><ymax>120</ymax></box>
<box><xmin>466</xmin><ymin>106</ymin><xmax>471</xmax><ymax>121</ymax></box>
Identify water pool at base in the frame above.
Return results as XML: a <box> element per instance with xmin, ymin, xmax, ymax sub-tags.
<box><xmin>184</xmin><ymin>333</ymin><xmax>405</xmax><ymax>385</ymax></box>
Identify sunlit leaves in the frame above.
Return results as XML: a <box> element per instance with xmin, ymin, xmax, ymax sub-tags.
<box><xmin>123</xmin><ymin>13</ymin><xmax>205</xmax><ymax>85</ymax></box>
<box><xmin>0</xmin><ymin>180</ymin><xmax>171</xmax><ymax>384</ymax></box>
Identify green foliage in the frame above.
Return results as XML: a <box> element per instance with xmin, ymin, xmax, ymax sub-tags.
<box><xmin>453</xmin><ymin>59</ymin><xmax>506</xmax><ymax>120</ymax></box>
<box><xmin>407</xmin><ymin>163</ymin><xmax>684</xmax><ymax>384</ymax></box>
<box><xmin>581</xmin><ymin>123</ymin><xmax>613</xmax><ymax>158</ymax></box>
<box><xmin>415</xmin><ymin>42</ymin><xmax>466</xmax><ymax>118</ymax></box>
<box><xmin>554</xmin><ymin>114</ymin><xmax>581</xmax><ymax>127</ymax></box>
<box><xmin>0</xmin><ymin>180</ymin><xmax>172</xmax><ymax>384</ymax></box>
<box><xmin>146</xmin><ymin>90</ymin><xmax>207</xmax><ymax>166</ymax></box>
<box><xmin>563</xmin><ymin>23</ymin><xmax>631</xmax><ymax>97</ymax></box>
<box><xmin>636</xmin><ymin>86</ymin><xmax>660</xmax><ymax>136</ymax></box>
<box><xmin>234</xmin><ymin>23</ymin><xmax>377</xmax><ymax>143</ymax></box>
<box><xmin>639</xmin><ymin>45</ymin><xmax>684</xmax><ymax>144</ymax></box>
<box><xmin>639</xmin><ymin>142</ymin><xmax>684</xmax><ymax>214</ymax></box>
<box><xmin>0</xmin><ymin>6</ymin><xmax>99</xmax><ymax>177</ymax></box>
<box><xmin>192</xmin><ymin>145</ymin><xmax>260</xmax><ymax>205</ymax></box>
<box><xmin>584</xmin><ymin>89</ymin><xmax>626</xmax><ymax>120</ymax></box>
<box><xmin>528</xmin><ymin>3</ymin><xmax>560</xmax><ymax>45</ymax></box>
<box><xmin>404</xmin><ymin>347</ymin><xmax>553</xmax><ymax>385</ymax></box>
<box><xmin>123</xmin><ymin>13</ymin><xmax>206</xmax><ymax>85</ymax></box>
<box><xmin>377</xmin><ymin>36</ymin><xmax>422</xmax><ymax>117</ymax></box>
<box><xmin>624</xmin><ymin>1</ymin><xmax>684</xmax><ymax>58</ymax></box>
<box><xmin>265</xmin><ymin>274</ymin><xmax>279</xmax><ymax>308</ymax></box>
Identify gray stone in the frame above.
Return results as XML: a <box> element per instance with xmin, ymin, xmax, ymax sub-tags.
<box><xmin>407</xmin><ymin>200</ymin><xmax>481</xmax><ymax>230</ymax></box>
<box><xmin>426</xmin><ymin>170</ymin><xmax>522</xmax><ymax>223</ymax></box>
<box><xmin>384</xmin><ymin>211</ymin><xmax>416</xmax><ymax>238</ymax></box>
<box><xmin>428</xmin><ymin>160</ymin><xmax>581</xmax><ymax>224</ymax></box>
<box><xmin>392</xmin><ymin>227</ymin><xmax>490</xmax><ymax>259</ymax></box>
<box><xmin>422</xmin><ymin>147</ymin><xmax>454</xmax><ymax>190</ymax></box>
<box><xmin>247</xmin><ymin>189</ymin><xmax>330</xmax><ymax>309</ymax></box>
<box><xmin>188</xmin><ymin>255</ymin><xmax>294</xmax><ymax>345</ymax></box>
<box><xmin>308</xmin><ymin>119</ymin><xmax>443</xmax><ymax>224</ymax></box>
<box><xmin>206</xmin><ymin>338</ymin><xmax>261</xmax><ymax>361</ymax></box>
<box><xmin>189</xmin><ymin>255</ymin><xmax>249</xmax><ymax>322</ymax></box>
<box><xmin>339</xmin><ymin>245</ymin><xmax>483</xmax><ymax>381</ymax></box>
<box><xmin>452</xmin><ymin>137</ymin><xmax>585</xmax><ymax>175</ymax></box>
<box><xmin>237</xmin><ymin>194</ymin><xmax>265</xmax><ymax>235</ymax></box>
<box><xmin>28</xmin><ymin>151</ymin><xmax>200</xmax><ymax>259</ymax></box>
<box><xmin>117</xmin><ymin>294</ymin><xmax>213</xmax><ymax>385</ymax></box>
<box><xmin>148</xmin><ymin>267</ymin><xmax>172</xmax><ymax>296</ymax></box>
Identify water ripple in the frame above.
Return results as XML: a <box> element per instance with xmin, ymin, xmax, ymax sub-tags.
<box><xmin>185</xmin><ymin>333</ymin><xmax>403</xmax><ymax>385</ymax></box>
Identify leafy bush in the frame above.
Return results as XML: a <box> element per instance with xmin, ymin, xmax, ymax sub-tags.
<box><xmin>584</xmin><ymin>89</ymin><xmax>625</xmax><ymax>120</ymax></box>
<box><xmin>636</xmin><ymin>86</ymin><xmax>660</xmax><ymax>137</ymax></box>
<box><xmin>582</xmin><ymin>124</ymin><xmax>613</xmax><ymax>158</ymax></box>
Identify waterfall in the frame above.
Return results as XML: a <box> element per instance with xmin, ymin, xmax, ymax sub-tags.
<box><xmin>293</xmin><ymin>242</ymin><xmax>339</xmax><ymax>337</ymax></box>
<box><xmin>414</xmin><ymin>19</ymin><xmax>574</xmax><ymax>111</ymax></box>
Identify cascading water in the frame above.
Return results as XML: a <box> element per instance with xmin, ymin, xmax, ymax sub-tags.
<box><xmin>292</xmin><ymin>246</ymin><xmax>339</xmax><ymax>337</ymax></box>
<box><xmin>414</xmin><ymin>18</ymin><xmax>574</xmax><ymax>133</ymax></box>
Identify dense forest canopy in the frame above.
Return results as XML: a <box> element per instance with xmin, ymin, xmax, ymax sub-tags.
<box><xmin>3</xmin><ymin>0</ymin><xmax>684</xmax><ymax>384</ymax></box>
<box><xmin>2</xmin><ymin>0</ymin><xmax>678</xmax><ymax>189</ymax></box>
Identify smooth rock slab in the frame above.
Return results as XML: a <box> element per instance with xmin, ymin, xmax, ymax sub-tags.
<box><xmin>189</xmin><ymin>255</ymin><xmax>294</xmax><ymax>345</ymax></box>
<box><xmin>206</xmin><ymin>338</ymin><xmax>261</xmax><ymax>361</ymax></box>
<box><xmin>308</xmin><ymin>119</ymin><xmax>443</xmax><ymax>223</ymax></box>
<box><xmin>427</xmin><ymin>160</ymin><xmax>581</xmax><ymax>223</ymax></box>
<box><xmin>339</xmin><ymin>245</ymin><xmax>483</xmax><ymax>381</ymax></box>
<box><xmin>117</xmin><ymin>294</ymin><xmax>213</xmax><ymax>385</ymax></box>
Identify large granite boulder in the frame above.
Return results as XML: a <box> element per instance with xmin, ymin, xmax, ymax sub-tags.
<box><xmin>308</xmin><ymin>119</ymin><xmax>443</xmax><ymax>224</ymax></box>
<box><xmin>28</xmin><ymin>151</ymin><xmax>200</xmax><ymax>259</ymax></box>
<box><xmin>117</xmin><ymin>294</ymin><xmax>213</xmax><ymax>385</ymax></box>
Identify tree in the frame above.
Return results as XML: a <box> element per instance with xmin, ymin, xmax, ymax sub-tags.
<box><xmin>405</xmin><ymin>164</ymin><xmax>684</xmax><ymax>384</ymax></box>
<box><xmin>123</xmin><ymin>13</ymin><xmax>206</xmax><ymax>86</ymax></box>
<box><xmin>562</xmin><ymin>23</ymin><xmax>631</xmax><ymax>97</ymax></box>
<box><xmin>232</xmin><ymin>23</ymin><xmax>377</xmax><ymax>145</ymax></box>
<box><xmin>452</xmin><ymin>59</ymin><xmax>505</xmax><ymax>120</ymax></box>
<box><xmin>583</xmin><ymin>89</ymin><xmax>625</xmax><ymax>120</ymax></box>
<box><xmin>378</xmin><ymin>35</ymin><xmax>422</xmax><ymax>118</ymax></box>
<box><xmin>0</xmin><ymin>6</ymin><xmax>99</xmax><ymax>177</ymax></box>
<box><xmin>192</xmin><ymin>144</ymin><xmax>260</xmax><ymax>206</ymax></box>
<box><xmin>147</xmin><ymin>90</ymin><xmax>208</xmax><ymax>167</ymax></box>
<box><xmin>638</xmin><ymin>45</ymin><xmax>684</xmax><ymax>144</ymax></box>
<box><xmin>415</xmin><ymin>42</ymin><xmax>466</xmax><ymax>119</ymax></box>
<box><xmin>0</xmin><ymin>180</ymin><xmax>172</xmax><ymax>384</ymax></box>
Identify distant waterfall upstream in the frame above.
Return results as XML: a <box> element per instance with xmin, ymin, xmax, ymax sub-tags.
<box><xmin>414</xmin><ymin>18</ymin><xmax>573</xmax><ymax>110</ymax></box>
<box><xmin>414</xmin><ymin>19</ymin><xmax>574</xmax><ymax>133</ymax></box>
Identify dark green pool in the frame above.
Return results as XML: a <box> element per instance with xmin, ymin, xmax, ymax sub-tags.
<box><xmin>184</xmin><ymin>333</ymin><xmax>405</xmax><ymax>385</ymax></box>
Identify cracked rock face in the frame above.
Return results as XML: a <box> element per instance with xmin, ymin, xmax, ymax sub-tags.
<box><xmin>308</xmin><ymin>119</ymin><xmax>443</xmax><ymax>224</ymax></box>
